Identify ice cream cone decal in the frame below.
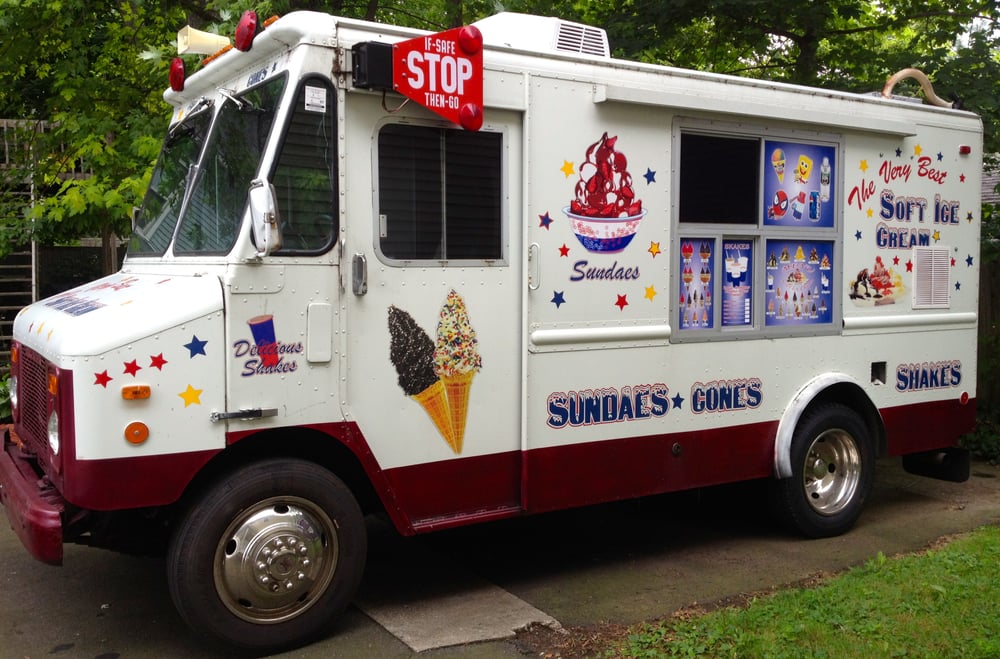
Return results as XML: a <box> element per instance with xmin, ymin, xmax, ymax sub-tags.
<box><xmin>388</xmin><ymin>291</ymin><xmax>482</xmax><ymax>454</ymax></box>
<box><xmin>434</xmin><ymin>290</ymin><xmax>482</xmax><ymax>453</ymax></box>
<box><xmin>388</xmin><ymin>305</ymin><xmax>456</xmax><ymax>450</ymax></box>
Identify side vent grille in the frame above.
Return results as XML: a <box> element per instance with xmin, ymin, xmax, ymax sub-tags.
<box><xmin>912</xmin><ymin>246</ymin><xmax>951</xmax><ymax>309</ymax></box>
<box><xmin>554</xmin><ymin>21</ymin><xmax>610</xmax><ymax>57</ymax></box>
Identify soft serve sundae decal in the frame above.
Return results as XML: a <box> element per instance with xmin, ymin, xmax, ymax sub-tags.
<box><xmin>543</xmin><ymin>132</ymin><xmax>660</xmax><ymax>312</ymax></box>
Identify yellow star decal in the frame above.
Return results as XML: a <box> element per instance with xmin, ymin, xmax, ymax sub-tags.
<box><xmin>914</xmin><ymin>144</ymin><xmax>923</xmax><ymax>156</ymax></box>
<box><xmin>932</xmin><ymin>230</ymin><xmax>941</xmax><ymax>242</ymax></box>
<box><xmin>648</xmin><ymin>241</ymin><xmax>661</xmax><ymax>258</ymax></box>
<box><xmin>644</xmin><ymin>285</ymin><xmax>657</xmax><ymax>301</ymax></box>
<box><xmin>866</xmin><ymin>207</ymin><xmax>873</xmax><ymax>218</ymax></box>
<box><xmin>859</xmin><ymin>159</ymin><xmax>868</xmax><ymax>173</ymax></box>
<box><xmin>560</xmin><ymin>160</ymin><xmax>575</xmax><ymax>178</ymax></box>
<box><xmin>178</xmin><ymin>384</ymin><xmax>203</xmax><ymax>407</ymax></box>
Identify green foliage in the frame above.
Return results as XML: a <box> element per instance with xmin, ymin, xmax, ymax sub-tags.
<box><xmin>961</xmin><ymin>402</ymin><xmax>1000</xmax><ymax>465</ymax></box>
<box><xmin>0</xmin><ymin>376</ymin><xmax>10</xmax><ymax>423</ymax></box>
<box><xmin>612</xmin><ymin>526</ymin><xmax>1000</xmax><ymax>658</ymax></box>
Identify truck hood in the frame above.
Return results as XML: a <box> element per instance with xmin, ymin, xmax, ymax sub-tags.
<box><xmin>14</xmin><ymin>272</ymin><xmax>224</xmax><ymax>360</ymax></box>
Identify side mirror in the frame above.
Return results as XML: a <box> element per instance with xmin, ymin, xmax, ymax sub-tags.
<box><xmin>248</xmin><ymin>178</ymin><xmax>282</xmax><ymax>256</ymax></box>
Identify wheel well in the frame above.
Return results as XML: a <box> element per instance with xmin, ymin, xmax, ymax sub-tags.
<box><xmin>774</xmin><ymin>378</ymin><xmax>887</xmax><ymax>479</ymax></box>
<box><xmin>803</xmin><ymin>382</ymin><xmax>887</xmax><ymax>458</ymax></box>
<box><xmin>174</xmin><ymin>428</ymin><xmax>384</xmax><ymax>523</ymax></box>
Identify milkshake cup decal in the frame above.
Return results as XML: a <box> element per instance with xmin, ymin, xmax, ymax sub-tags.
<box><xmin>248</xmin><ymin>315</ymin><xmax>279</xmax><ymax>367</ymax></box>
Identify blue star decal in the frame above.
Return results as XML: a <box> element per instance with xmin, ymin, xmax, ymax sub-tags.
<box><xmin>895</xmin><ymin>147</ymin><xmax>902</xmax><ymax>158</ymax></box>
<box><xmin>672</xmin><ymin>392</ymin><xmax>685</xmax><ymax>410</ymax></box>
<box><xmin>644</xmin><ymin>168</ymin><xmax>656</xmax><ymax>184</ymax></box>
<box><xmin>967</xmin><ymin>255</ymin><xmax>974</xmax><ymax>267</ymax></box>
<box><xmin>937</xmin><ymin>152</ymin><xmax>944</xmax><ymax>161</ymax></box>
<box><xmin>955</xmin><ymin>281</ymin><xmax>961</xmax><ymax>291</ymax></box>
<box><xmin>184</xmin><ymin>335</ymin><xmax>208</xmax><ymax>357</ymax></box>
<box><xmin>551</xmin><ymin>291</ymin><xmax>566</xmax><ymax>308</ymax></box>
<box><xmin>539</xmin><ymin>212</ymin><xmax>553</xmax><ymax>229</ymax></box>
<box><xmin>855</xmin><ymin>230</ymin><xmax>863</xmax><ymax>241</ymax></box>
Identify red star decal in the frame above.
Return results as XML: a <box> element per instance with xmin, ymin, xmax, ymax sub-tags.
<box><xmin>892</xmin><ymin>256</ymin><xmax>899</xmax><ymax>266</ymax></box>
<box><xmin>960</xmin><ymin>173</ymin><xmax>966</xmax><ymax>183</ymax></box>
<box><xmin>150</xmin><ymin>353</ymin><xmax>168</xmax><ymax>370</ymax></box>
<box><xmin>123</xmin><ymin>360</ymin><xmax>142</xmax><ymax>376</ymax></box>
<box><xmin>906</xmin><ymin>260</ymin><xmax>913</xmax><ymax>272</ymax></box>
<box><xmin>615</xmin><ymin>294</ymin><xmax>629</xmax><ymax>311</ymax></box>
<box><xmin>951</xmin><ymin>258</ymin><xmax>956</xmax><ymax>267</ymax></box>
<box><xmin>558</xmin><ymin>244</ymin><xmax>570</xmax><ymax>257</ymax></box>
<box><xmin>94</xmin><ymin>370</ymin><xmax>113</xmax><ymax>388</ymax></box>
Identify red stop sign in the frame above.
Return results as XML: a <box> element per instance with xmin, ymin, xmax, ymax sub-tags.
<box><xmin>393</xmin><ymin>26</ymin><xmax>484</xmax><ymax>131</ymax></box>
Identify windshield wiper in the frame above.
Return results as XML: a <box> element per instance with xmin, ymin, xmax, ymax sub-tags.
<box><xmin>166</xmin><ymin>97</ymin><xmax>213</xmax><ymax>146</ymax></box>
<box><xmin>219</xmin><ymin>88</ymin><xmax>263</xmax><ymax>113</ymax></box>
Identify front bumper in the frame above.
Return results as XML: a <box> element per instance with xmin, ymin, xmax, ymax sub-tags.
<box><xmin>0</xmin><ymin>425</ymin><xmax>64</xmax><ymax>565</ymax></box>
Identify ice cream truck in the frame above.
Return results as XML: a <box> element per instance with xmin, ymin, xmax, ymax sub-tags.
<box><xmin>0</xmin><ymin>8</ymin><xmax>982</xmax><ymax>654</ymax></box>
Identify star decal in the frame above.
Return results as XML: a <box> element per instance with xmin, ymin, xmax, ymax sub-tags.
<box><xmin>955</xmin><ymin>281</ymin><xmax>961</xmax><ymax>291</ymax></box>
<box><xmin>558</xmin><ymin>244</ymin><xmax>570</xmax><ymax>257</ymax></box>
<box><xmin>615</xmin><ymin>294</ymin><xmax>629</xmax><ymax>311</ymax></box>
<box><xmin>560</xmin><ymin>160</ymin><xmax>575</xmax><ymax>178</ymax></box>
<box><xmin>914</xmin><ymin>144</ymin><xmax>923</xmax><ymax>156</ymax></box>
<box><xmin>951</xmin><ymin>257</ymin><xmax>956</xmax><ymax>267</ymax></box>
<box><xmin>94</xmin><ymin>370</ymin><xmax>113</xmax><ymax>388</ymax></box>
<box><xmin>866</xmin><ymin>207</ymin><xmax>874</xmax><ymax>218</ymax></box>
<box><xmin>967</xmin><ymin>255</ymin><xmax>974</xmax><ymax>267</ymax></box>
<box><xmin>906</xmin><ymin>260</ymin><xmax>913</xmax><ymax>272</ymax></box>
<box><xmin>185</xmin><ymin>335</ymin><xmax>208</xmax><ymax>357</ymax></box>
<box><xmin>859</xmin><ymin>159</ymin><xmax>868</xmax><ymax>172</ymax></box>
<box><xmin>551</xmin><ymin>291</ymin><xmax>566</xmax><ymax>308</ymax></box>
<box><xmin>643</xmin><ymin>168</ymin><xmax>656</xmax><ymax>184</ymax></box>
<box><xmin>893</xmin><ymin>255</ymin><xmax>900</xmax><ymax>266</ymax></box>
<box><xmin>150</xmin><ymin>353</ymin><xmax>168</xmax><ymax>370</ymax></box>
<box><xmin>648</xmin><ymin>241</ymin><xmax>661</xmax><ymax>258</ymax></box>
<box><xmin>644</xmin><ymin>285</ymin><xmax>657</xmax><ymax>301</ymax></box>
<box><xmin>960</xmin><ymin>173</ymin><xmax>966</xmax><ymax>183</ymax></box>
<box><xmin>123</xmin><ymin>359</ymin><xmax>142</xmax><ymax>377</ymax></box>
<box><xmin>932</xmin><ymin>230</ymin><xmax>941</xmax><ymax>242</ymax></box>
<box><xmin>937</xmin><ymin>152</ymin><xmax>944</xmax><ymax>161</ymax></box>
<box><xmin>178</xmin><ymin>384</ymin><xmax>203</xmax><ymax>407</ymax></box>
<box><xmin>855</xmin><ymin>230</ymin><xmax>863</xmax><ymax>241</ymax></box>
<box><xmin>671</xmin><ymin>392</ymin><xmax>685</xmax><ymax>410</ymax></box>
<box><xmin>967</xmin><ymin>212</ymin><xmax>974</xmax><ymax>223</ymax></box>
<box><xmin>895</xmin><ymin>147</ymin><xmax>902</xmax><ymax>158</ymax></box>
<box><xmin>539</xmin><ymin>212</ymin><xmax>553</xmax><ymax>230</ymax></box>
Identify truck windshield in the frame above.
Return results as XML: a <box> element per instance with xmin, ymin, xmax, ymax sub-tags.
<box><xmin>130</xmin><ymin>75</ymin><xmax>286</xmax><ymax>256</ymax></box>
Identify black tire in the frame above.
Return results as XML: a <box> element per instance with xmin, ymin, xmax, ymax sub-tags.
<box><xmin>771</xmin><ymin>403</ymin><xmax>874</xmax><ymax>538</ymax></box>
<box><xmin>167</xmin><ymin>459</ymin><xmax>366</xmax><ymax>655</ymax></box>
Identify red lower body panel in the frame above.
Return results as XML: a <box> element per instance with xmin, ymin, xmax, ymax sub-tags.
<box><xmin>0</xmin><ymin>426</ymin><xmax>64</xmax><ymax>565</ymax></box>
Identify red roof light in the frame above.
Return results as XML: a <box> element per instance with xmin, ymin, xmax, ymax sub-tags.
<box><xmin>169</xmin><ymin>57</ymin><xmax>185</xmax><ymax>91</ymax></box>
<box><xmin>235</xmin><ymin>11</ymin><xmax>261</xmax><ymax>51</ymax></box>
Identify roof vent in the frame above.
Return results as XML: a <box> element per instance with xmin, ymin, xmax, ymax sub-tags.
<box><xmin>474</xmin><ymin>12</ymin><xmax>610</xmax><ymax>58</ymax></box>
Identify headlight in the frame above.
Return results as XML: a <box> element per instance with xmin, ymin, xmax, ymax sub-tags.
<box><xmin>47</xmin><ymin>410</ymin><xmax>60</xmax><ymax>455</ymax></box>
<box><xmin>9</xmin><ymin>373</ymin><xmax>17</xmax><ymax>415</ymax></box>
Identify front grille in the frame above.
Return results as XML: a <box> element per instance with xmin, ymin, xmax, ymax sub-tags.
<box><xmin>17</xmin><ymin>345</ymin><xmax>52</xmax><ymax>458</ymax></box>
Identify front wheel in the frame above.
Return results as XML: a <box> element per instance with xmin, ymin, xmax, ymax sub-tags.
<box><xmin>772</xmin><ymin>403</ymin><xmax>874</xmax><ymax>538</ymax></box>
<box><xmin>167</xmin><ymin>459</ymin><xmax>366</xmax><ymax>654</ymax></box>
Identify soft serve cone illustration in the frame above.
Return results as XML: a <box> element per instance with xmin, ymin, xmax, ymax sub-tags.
<box><xmin>434</xmin><ymin>290</ymin><xmax>482</xmax><ymax>453</ymax></box>
<box><xmin>388</xmin><ymin>305</ymin><xmax>456</xmax><ymax>450</ymax></box>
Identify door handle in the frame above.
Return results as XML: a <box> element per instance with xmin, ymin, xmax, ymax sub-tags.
<box><xmin>528</xmin><ymin>242</ymin><xmax>540</xmax><ymax>291</ymax></box>
<box><xmin>352</xmin><ymin>253</ymin><xmax>368</xmax><ymax>296</ymax></box>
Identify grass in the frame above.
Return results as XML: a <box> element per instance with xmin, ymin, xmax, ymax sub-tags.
<box><xmin>612</xmin><ymin>525</ymin><xmax>1000</xmax><ymax>658</ymax></box>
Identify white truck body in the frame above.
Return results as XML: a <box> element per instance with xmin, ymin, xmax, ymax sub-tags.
<box><xmin>2</xmin><ymin>10</ymin><xmax>981</xmax><ymax>653</ymax></box>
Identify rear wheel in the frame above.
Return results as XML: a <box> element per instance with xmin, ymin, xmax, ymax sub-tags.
<box><xmin>167</xmin><ymin>459</ymin><xmax>366</xmax><ymax>654</ymax></box>
<box><xmin>772</xmin><ymin>403</ymin><xmax>874</xmax><ymax>538</ymax></box>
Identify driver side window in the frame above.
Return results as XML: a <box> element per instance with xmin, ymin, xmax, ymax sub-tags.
<box><xmin>272</xmin><ymin>78</ymin><xmax>337</xmax><ymax>253</ymax></box>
